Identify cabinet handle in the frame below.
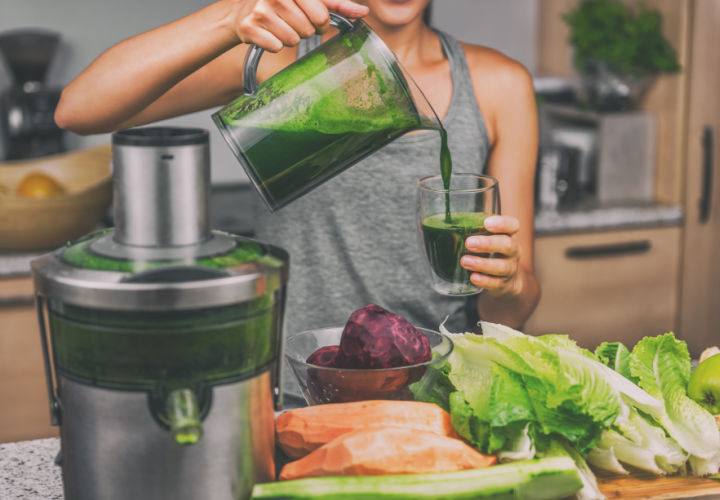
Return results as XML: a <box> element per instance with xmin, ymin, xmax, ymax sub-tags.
<box><xmin>565</xmin><ymin>240</ymin><xmax>651</xmax><ymax>259</ymax></box>
<box><xmin>699</xmin><ymin>125</ymin><xmax>714</xmax><ymax>223</ymax></box>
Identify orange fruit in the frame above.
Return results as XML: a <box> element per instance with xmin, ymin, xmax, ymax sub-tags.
<box><xmin>16</xmin><ymin>172</ymin><xmax>65</xmax><ymax>198</ymax></box>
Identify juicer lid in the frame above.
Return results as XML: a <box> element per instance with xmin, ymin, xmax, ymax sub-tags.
<box><xmin>31</xmin><ymin>229</ymin><xmax>289</xmax><ymax>311</ymax></box>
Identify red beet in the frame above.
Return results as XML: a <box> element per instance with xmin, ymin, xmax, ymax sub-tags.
<box><xmin>334</xmin><ymin>304</ymin><xmax>431</xmax><ymax>369</ymax></box>
<box><xmin>306</xmin><ymin>345</ymin><xmax>339</xmax><ymax>367</ymax></box>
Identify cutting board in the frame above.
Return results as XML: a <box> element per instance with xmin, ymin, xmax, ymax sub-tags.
<box><xmin>598</xmin><ymin>474</ymin><xmax>720</xmax><ymax>499</ymax></box>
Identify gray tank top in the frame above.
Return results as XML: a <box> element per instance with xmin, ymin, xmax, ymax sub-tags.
<box><xmin>255</xmin><ymin>29</ymin><xmax>490</xmax><ymax>345</ymax></box>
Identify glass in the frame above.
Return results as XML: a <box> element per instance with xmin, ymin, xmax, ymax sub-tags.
<box><xmin>417</xmin><ymin>173</ymin><xmax>500</xmax><ymax>296</ymax></box>
<box><xmin>212</xmin><ymin>13</ymin><xmax>440</xmax><ymax>211</ymax></box>
<box><xmin>285</xmin><ymin>327</ymin><xmax>453</xmax><ymax>405</ymax></box>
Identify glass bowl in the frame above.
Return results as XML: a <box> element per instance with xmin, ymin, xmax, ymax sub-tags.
<box><xmin>284</xmin><ymin>327</ymin><xmax>453</xmax><ymax>405</ymax></box>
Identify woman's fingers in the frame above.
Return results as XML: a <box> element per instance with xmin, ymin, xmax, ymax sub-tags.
<box><xmin>295</xmin><ymin>0</ymin><xmax>331</xmax><ymax>33</ymax></box>
<box><xmin>483</xmin><ymin>215</ymin><xmax>520</xmax><ymax>235</ymax></box>
<box><xmin>460</xmin><ymin>215</ymin><xmax>522</xmax><ymax>293</ymax></box>
<box><xmin>323</xmin><ymin>0</ymin><xmax>370</xmax><ymax>19</ymax></box>
<box><xmin>461</xmin><ymin>254</ymin><xmax>517</xmax><ymax>279</ymax></box>
<box><xmin>465</xmin><ymin>233</ymin><xmax>519</xmax><ymax>257</ymax></box>
<box><xmin>236</xmin><ymin>0</ymin><xmax>368</xmax><ymax>51</ymax></box>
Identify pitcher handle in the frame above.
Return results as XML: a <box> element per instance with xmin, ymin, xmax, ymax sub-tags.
<box><xmin>242</xmin><ymin>12</ymin><xmax>355</xmax><ymax>95</ymax></box>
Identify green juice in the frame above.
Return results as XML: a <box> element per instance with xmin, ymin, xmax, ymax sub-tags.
<box><xmin>224</xmin><ymin>122</ymin><xmax>416</xmax><ymax>209</ymax></box>
<box><xmin>421</xmin><ymin>211</ymin><xmax>489</xmax><ymax>286</ymax></box>
<box><xmin>213</xmin><ymin>20</ymin><xmax>428</xmax><ymax>210</ymax></box>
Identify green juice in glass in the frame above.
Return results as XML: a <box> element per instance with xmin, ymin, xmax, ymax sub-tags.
<box><xmin>421</xmin><ymin>211</ymin><xmax>489</xmax><ymax>289</ymax></box>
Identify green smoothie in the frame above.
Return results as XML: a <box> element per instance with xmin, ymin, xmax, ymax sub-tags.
<box><xmin>421</xmin><ymin>211</ymin><xmax>489</xmax><ymax>286</ymax></box>
<box><xmin>214</xmin><ymin>21</ymin><xmax>429</xmax><ymax>210</ymax></box>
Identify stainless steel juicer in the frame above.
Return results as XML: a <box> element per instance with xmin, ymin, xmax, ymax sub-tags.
<box><xmin>32</xmin><ymin>127</ymin><xmax>288</xmax><ymax>500</ymax></box>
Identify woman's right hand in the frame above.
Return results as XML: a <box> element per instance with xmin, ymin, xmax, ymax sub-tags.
<box><xmin>231</xmin><ymin>0</ymin><xmax>369</xmax><ymax>52</ymax></box>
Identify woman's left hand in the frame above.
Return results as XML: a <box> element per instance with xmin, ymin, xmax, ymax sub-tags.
<box><xmin>460</xmin><ymin>215</ymin><xmax>522</xmax><ymax>297</ymax></box>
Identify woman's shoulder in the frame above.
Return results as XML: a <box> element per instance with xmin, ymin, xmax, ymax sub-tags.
<box><xmin>451</xmin><ymin>40</ymin><xmax>535</xmax><ymax>146</ymax></box>
<box><xmin>457</xmin><ymin>41</ymin><xmax>534</xmax><ymax>97</ymax></box>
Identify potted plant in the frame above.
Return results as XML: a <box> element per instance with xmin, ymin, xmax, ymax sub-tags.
<box><xmin>563</xmin><ymin>0</ymin><xmax>681</xmax><ymax>111</ymax></box>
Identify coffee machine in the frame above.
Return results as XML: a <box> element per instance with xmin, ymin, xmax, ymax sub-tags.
<box><xmin>32</xmin><ymin>127</ymin><xmax>288</xmax><ymax>500</ymax></box>
<box><xmin>0</xmin><ymin>28</ymin><xmax>65</xmax><ymax>159</ymax></box>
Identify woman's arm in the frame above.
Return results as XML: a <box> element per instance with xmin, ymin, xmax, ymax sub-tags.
<box><xmin>461</xmin><ymin>46</ymin><xmax>541</xmax><ymax>329</ymax></box>
<box><xmin>54</xmin><ymin>0</ymin><xmax>368</xmax><ymax>135</ymax></box>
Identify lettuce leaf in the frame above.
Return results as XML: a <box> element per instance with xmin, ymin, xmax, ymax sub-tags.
<box><xmin>629</xmin><ymin>333</ymin><xmax>720</xmax><ymax>464</ymax></box>
<box><xmin>595</xmin><ymin>341</ymin><xmax>633</xmax><ymax>380</ymax></box>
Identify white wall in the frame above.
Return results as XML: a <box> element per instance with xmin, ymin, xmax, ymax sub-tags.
<box><xmin>430</xmin><ymin>0</ymin><xmax>538</xmax><ymax>73</ymax></box>
<box><xmin>1</xmin><ymin>0</ymin><xmax>539</xmax><ymax>182</ymax></box>
<box><xmin>0</xmin><ymin>0</ymin><xmax>246</xmax><ymax>183</ymax></box>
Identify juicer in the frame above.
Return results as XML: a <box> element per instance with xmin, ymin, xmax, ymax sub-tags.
<box><xmin>32</xmin><ymin>127</ymin><xmax>288</xmax><ymax>500</ymax></box>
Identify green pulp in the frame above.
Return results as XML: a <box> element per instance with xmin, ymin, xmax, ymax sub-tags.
<box><xmin>421</xmin><ymin>212</ymin><xmax>489</xmax><ymax>284</ymax></box>
<box><xmin>48</xmin><ymin>295</ymin><xmax>280</xmax><ymax>391</ymax></box>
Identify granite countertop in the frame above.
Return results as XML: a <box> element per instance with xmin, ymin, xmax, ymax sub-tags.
<box><xmin>534</xmin><ymin>201</ymin><xmax>684</xmax><ymax>236</ymax></box>
<box><xmin>0</xmin><ymin>438</ymin><xmax>62</xmax><ymax>499</ymax></box>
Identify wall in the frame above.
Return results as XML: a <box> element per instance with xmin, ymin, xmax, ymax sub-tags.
<box><xmin>0</xmin><ymin>0</ymin><xmax>245</xmax><ymax>183</ymax></box>
<box><xmin>430</xmin><ymin>0</ymin><xmax>538</xmax><ymax>73</ymax></box>
<box><xmin>1</xmin><ymin>0</ymin><xmax>540</xmax><ymax>182</ymax></box>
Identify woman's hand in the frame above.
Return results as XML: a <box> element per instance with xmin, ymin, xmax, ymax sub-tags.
<box><xmin>231</xmin><ymin>0</ymin><xmax>369</xmax><ymax>52</ymax></box>
<box><xmin>460</xmin><ymin>215</ymin><xmax>523</xmax><ymax>297</ymax></box>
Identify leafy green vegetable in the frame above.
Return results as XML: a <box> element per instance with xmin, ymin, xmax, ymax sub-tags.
<box><xmin>538</xmin><ymin>439</ymin><xmax>604</xmax><ymax>500</ymax></box>
<box><xmin>629</xmin><ymin>333</ymin><xmax>720</xmax><ymax>471</ymax></box>
<box><xmin>563</xmin><ymin>0</ymin><xmax>681</xmax><ymax>77</ymax></box>
<box><xmin>595</xmin><ymin>342</ymin><xmax>633</xmax><ymax>380</ymax></box>
<box><xmin>251</xmin><ymin>457</ymin><xmax>584</xmax><ymax>500</ymax></box>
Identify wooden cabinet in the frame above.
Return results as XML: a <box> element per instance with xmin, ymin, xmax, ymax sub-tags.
<box><xmin>0</xmin><ymin>276</ymin><xmax>57</xmax><ymax>443</ymax></box>
<box><xmin>533</xmin><ymin>0</ymin><xmax>720</xmax><ymax>357</ymax></box>
<box><xmin>678</xmin><ymin>0</ymin><xmax>720</xmax><ymax>357</ymax></box>
<box><xmin>525</xmin><ymin>227</ymin><xmax>682</xmax><ymax>350</ymax></box>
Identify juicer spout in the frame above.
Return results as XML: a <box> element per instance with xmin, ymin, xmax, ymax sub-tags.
<box><xmin>166</xmin><ymin>388</ymin><xmax>203</xmax><ymax>445</ymax></box>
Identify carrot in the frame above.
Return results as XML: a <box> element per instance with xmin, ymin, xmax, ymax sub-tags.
<box><xmin>276</xmin><ymin>400</ymin><xmax>458</xmax><ymax>459</ymax></box>
<box><xmin>278</xmin><ymin>427</ymin><xmax>497</xmax><ymax>480</ymax></box>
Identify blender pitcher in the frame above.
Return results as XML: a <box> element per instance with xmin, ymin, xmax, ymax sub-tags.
<box><xmin>212</xmin><ymin>13</ymin><xmax>440</xmax><ymax>211</ymax></box>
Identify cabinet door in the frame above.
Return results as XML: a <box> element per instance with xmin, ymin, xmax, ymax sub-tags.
<box><xmin>525</xmin><ymin>227</ymin><xmax>681</xmax><ymax>350</ymax></box>
<box><xmin>0</xmin><ymin>277</ymin><xmax>58</xmax><ymax>443</ymax></box>
<box><xmin>679</xmin><ymin>0</ymin><xmax>720</xmax><ymax>357</ymax></box>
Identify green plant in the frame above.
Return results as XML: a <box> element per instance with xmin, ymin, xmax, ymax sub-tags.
<box><xmin>563</xmin><ymin>0</ymin><xmax>681</xmax><ymax>77</ymax></box>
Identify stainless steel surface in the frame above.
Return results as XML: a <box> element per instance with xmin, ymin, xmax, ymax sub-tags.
<box><xmin>112</xmin><ymin>138</ymin><xmax>210</xmax><ymax>247</ymax></box>
<box><xmin>35</xmin><ymin>295</ymin><xmax>60</xmax><ymax>426</ymax></box>
<box><xmin>31</xmin><ymin>248</ymin><xmax>287</xmax><ymax>311</ymax></box>
<box><xmin>89</xmin><ymin>230</ymin><xmax>236</xmax><ymax>261</ymax></box>
<box><xmin>58</xmin><ymin>373</ymin><xmax>275</xmax><ymax>500</ymax></box>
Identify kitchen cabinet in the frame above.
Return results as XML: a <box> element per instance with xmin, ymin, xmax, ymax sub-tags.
<box><xmin>678</xmin><ymin>0</ymin><xmax>720</xmax><ymax>357</ymax></box>
<box><xmin>524</xmin><ymin>227</ymin><xmax>681</xmax><ymax>349</ymax></box>
<box><xmin>533</xmin><ymin>0</ymin><xmax>719</xmax><ymax>356</ymax></box>
<box><xmin>0</xmin><ymin>276</ymin><xmax>57</xmax><ymax>443</ymax></box>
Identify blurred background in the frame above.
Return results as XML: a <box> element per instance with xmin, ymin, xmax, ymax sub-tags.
<box><xmin>0</xmin><ymin>0</ymin><xmax>718</xmax><ymax>443</ymax></box>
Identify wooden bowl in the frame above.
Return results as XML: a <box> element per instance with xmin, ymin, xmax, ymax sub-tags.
<box><xmin>0</xmin><ymin>145</ymin><xmax>113</xmax><ymax>251</ymax></box>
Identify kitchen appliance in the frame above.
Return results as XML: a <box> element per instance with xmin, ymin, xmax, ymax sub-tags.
<box><xmin>32</xmin><ymin>127</ymin><xmax>289</xmax><ymax>500</ymax></box>
<box><xmin>213</xmin><ymin>13</ymin><xmax>440</xmax><ymax>211</ymax></box>
<box><xmin>0</xmin><ymin>28</ymin><xmax>65</xmax><ymax>160</ymax></box>
<box><xmin>535</xmin><ymin>144</ymin><xmax>581</xmax><ymax>211</ymax></box>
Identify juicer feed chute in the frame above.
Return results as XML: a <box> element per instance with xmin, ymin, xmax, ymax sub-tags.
<box><xmin>32</xmin><ymin>127</ymin><xmax>289</xmax><ymax>500</ymax></box>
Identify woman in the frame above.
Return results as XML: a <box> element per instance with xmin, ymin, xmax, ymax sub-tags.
<box><xmin>55</xmin><ymin>0</ymin><xmax>540</xmax><ymax>334</ymax></box>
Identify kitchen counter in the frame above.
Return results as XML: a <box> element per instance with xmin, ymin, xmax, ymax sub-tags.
<box><xmin>0</xmin><ymin>196</ymin><xmax>682</xmax><ymax>279</ymax></box>
<box><xmin>534</xmin><ymin>201</ymin><xmax>683</xmax><ymax>236</ymax></box>
<box><xmin>0</xmin><ymin>438</ymin><xmax>62</xmax><ymax>499</ymax></box>
<box><xmin>0</xmin><ymin>184</ymin><xmax>259</xmax><ymax>280</ymax></box>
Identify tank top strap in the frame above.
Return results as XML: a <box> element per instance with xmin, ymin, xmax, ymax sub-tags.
<box><xmin>432</xmin><ymin>29</ymin><xmax>489</xmax><ymax>143</ymax></box>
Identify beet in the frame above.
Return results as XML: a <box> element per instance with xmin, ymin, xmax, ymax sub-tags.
<box><xmin>306</xmin><ymin>345</ymin><xmax>339</xmax><ymax>367</ymax></box>
<box><xmin>334</xmin><ymin>304</ymin><xmax>431</xmax><ymax>369</ymax></box>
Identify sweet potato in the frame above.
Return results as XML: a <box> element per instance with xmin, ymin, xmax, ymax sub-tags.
<box><xmin>276</xmin><ymin>400</ymin><xmax>458</xmax><ymax>459</ymax></box>
<box><xmin>279</xmin><ymin>427</ymin><xmax>497</xmax><ymax>480</ymax></box>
